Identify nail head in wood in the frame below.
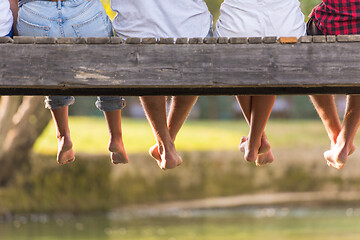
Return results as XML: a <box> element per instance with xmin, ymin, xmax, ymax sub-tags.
<box><xmin>279</xmin><ymin>37</ymin><xmax>298</xmax><ymax>44</ymax></box>
<box><xmin>13</xmin><ymin>36</ymin><xmax>35</xmax><ymax>44</ymax></box>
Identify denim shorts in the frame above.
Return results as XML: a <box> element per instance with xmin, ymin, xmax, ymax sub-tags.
<box><xmin>18</xmin><ymin>0</ymin><xmax>125</xmax><ymax>111</ymax></box>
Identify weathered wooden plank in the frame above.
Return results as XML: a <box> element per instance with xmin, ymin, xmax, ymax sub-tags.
<box><xmin>110</xmin><ymin>37</ymin><xmax>123</xmax><ymax>44</ymax></box>
<box><xmin>326</xmin><ymin>35</ymin><xmax>336</xmax><ymax>43</ymax></box>
<box><xmin>35</xmin><ymin>37</ymin><xmax>57</xmax><ymax>44</ymax></box>
<box><xmin>313</xmin><ymin>36</ymin><xmax>326</xmax><ymax>43</ymax></box>
<box><xmin>87</xmin><ymin>37</ymin><xmax>110</xmax><ymax>44</ymax></box>
<box><xmin>229</xmin><ymin>38</ymin><xmax>247</xmax><ymax>44</ymax></box>
<box><xmin>159</xmin><ymin>38</ymin><xmax>174</xmax><ymax>44</ymax></box>
<box><xmin>1</xmin><ymin>42</ymin><xmax>360</xmax><ymax>95</ymax></box>
<box><xmin>279</xmin><ymin>37</ymin><xmax>298</xmax><ymax>44</ymax></box>
<box><xmin>204</xmin><ymin>37</ymin><xmax>217</xmax><ymax>44</ymax></box>
<box><xmin>263</xmin><ymin>37</ymin><xmax>277</xmax><ymax>44</ymax></box>
<box><xmin>175</xmin><ymin>38</ymin><xmax>188</xmax><ymax>44</ymax></box>
<box><xmin>217</xmin><ymin>37</ymin><xmax>228</xmax><ymax>44</ymax></box>
<box><xmin>141</xmin><ymin>38</ymin><xmax>157</xmax><ymax>44</ymax></box>
<box><xmin>0</xmin><ymin>36</ymin><xmax>13</xmax><ymax>43</ymax></box>
<box><xmin>299</xmin><ymin>36</ymin><xmax>313</xmax><ymax>43</ymax></box>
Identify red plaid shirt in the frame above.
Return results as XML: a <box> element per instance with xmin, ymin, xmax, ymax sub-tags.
<box><xmin>310</xmin><ymin>0</ymin><xmax>360</xmax><ymax>35</ymax></box>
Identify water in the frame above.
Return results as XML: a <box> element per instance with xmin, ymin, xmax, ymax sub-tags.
<box><xmin>2</xmin><ymin>206</ymin><xmax>360</xmax><ymax>240</ymax></box>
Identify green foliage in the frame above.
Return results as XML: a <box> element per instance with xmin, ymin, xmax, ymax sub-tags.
<box><xmin>0</xmin><ymin>157</ymin><xmax>111</xmax><ymax>213</ymax></box>
<box><xmin>2</xmin><ymin>147</ymin><xmax>360</xmax><ymax>213</ymax></box>
<box><xmin>273</xmin><ymin>165</ymin><xmax>323</xmax><ymax>192</ymax></box>
<box><xmin>34</xmin><ymin>118</ymin><xmax>334</xmax><ymax>155</ymax></box>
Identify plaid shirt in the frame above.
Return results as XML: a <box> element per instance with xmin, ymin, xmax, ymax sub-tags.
<box><xmin>310</xmin><ymin>0</ymin><xmax>360</xmax><ymax>35</ymax></box>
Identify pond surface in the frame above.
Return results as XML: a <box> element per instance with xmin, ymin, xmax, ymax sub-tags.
<box><xmin>2</xmin><ymin>206</ymin><xmax>360</xmax><ymax>240</ymax></box>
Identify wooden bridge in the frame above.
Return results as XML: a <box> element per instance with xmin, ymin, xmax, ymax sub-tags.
<box><xmin>1</xmin><ymin>35</ymin><xmax>360</xmax><ymax>96</ymax></box>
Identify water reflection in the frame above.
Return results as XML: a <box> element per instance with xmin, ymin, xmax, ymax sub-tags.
<box><xmin>2</xmin><ymin>207</ymin><xmax>360</xmax><ymax>240</ymax></box>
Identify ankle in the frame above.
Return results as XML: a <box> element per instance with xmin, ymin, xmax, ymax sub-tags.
<box><xmin>56</xmin><ymin>132</ymin><xmax>70</xmax><ymax>141</ymax></box>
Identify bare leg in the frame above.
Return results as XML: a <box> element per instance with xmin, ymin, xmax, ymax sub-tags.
<box><xmin>325</xmin><ymin>95</ymin><xmax>360</xmax><ymax>169</ymax></box>
<box><xmin>310</xmin><ymin>95</ymin><xmax>342</xmax><ymax>144</ymax></box>
<box><xmin>140</xmin><ymin>96</ymin><xmax>182</xmax><ymax>170</ymax></box>
<box><xmin>237</xmin><ymin>96</ymin><xmax>271</xmax><ymax>154</ymax></box>
<box><xmin>50</xmin><ymin>106</ymin><xmax>75</xmax><ymax>165</ymax></box>
<box><xmin>310</xmin><ymin>95</ymin><xmax>355</xmax><ymax>166</ymax></box>
<box><xmin>149</xmin><ymin>96</ymin><xmax>198</xmax><ymax>161</ymax></box>
<box><xmin>104</xmin><ymin>110</ymin><xmax>129</xmax><ymax>164</ymax></box>
<box><xmin>236</xmin><ymin>95</ymin><xmax>275</xmax><ymax>165</ymax></box>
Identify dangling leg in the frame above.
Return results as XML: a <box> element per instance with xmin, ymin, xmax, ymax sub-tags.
<box><xmin>236</xmin><ymin>95</ymin><xmax>275</xmax><ymax>166</ymax></box>
<box><xmin>325</xmin><ymin>95</ymin><xmax>360</xmax><ymax>169</ymax></box>
<box><xmin>104</xmin><ymin>109</ymin><xmax>129</xmax><ymax>164</ymax></box>
<box><xmin>140</xmin><ymin>96</ymin><xmax>182</xmax><ymax>169</ymax></box>
<box><xmin>310</xmin><ymin>95</ymin><xmax>355</xmax><ymax>167</ymax></box>
<box><xmin>149</xmin><ymin>96</ymin><xmax>198</xmax><ymax>163</ymax></box>
<box><xmin>310</xmin><ymin>95</ymin><xmax>342</xmax><ymax>144</ymax></box>
<box><xmin>50</xmin><ymin>106</ymin><xmax>75</xmax><ymax>165</ymax></box>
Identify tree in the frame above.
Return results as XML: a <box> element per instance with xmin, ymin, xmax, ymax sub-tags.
<box><xmin>0</xmin><ymin>96</ymin><xmax>51</xmax><ymax>186</ymax></box>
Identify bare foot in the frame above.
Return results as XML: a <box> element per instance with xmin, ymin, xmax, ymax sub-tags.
<box><xmin>239</xmin><ymin>137</ymin><xmax>259</xmax><ymax>162</ymax></box>
<box><xmin>149</xmin><ymin>144</ymin><xmax>161</xmax><ymax>161</ymax></box>
<box><xmin>57</xmin><ymin>135</ymin><xmax>75</xmax><ymax>165</ymax></box>
<box><xmin>109</xmin><ymin>138</ymin><xmax>129</xmax><ymax>164</ymax></box>
<box><xmin>239</xmin><ymin>135</ymin><xmax>271</xmax><ymax>154</ymax></box>
<box><xmin>239</xmin><ymin>135</ymin><xmax>273</xmax><ymax>165</ymax></box>
<box><xmin>256</xmin><ymin>150</ymin><xmax>274</xmax><ymax>166</ymax></box>
<box><xmin>149</xmin><ymin>143</ymin><xmax>182</xmax><ymax>170</ymax></box>
<box><xmin>259</xmin><ymin>135</ymin><xmax>271</xmax><ymax>154</ymax></box>
<box><xmin>325</xmin><ymin>141</ymin><xmax>356</xmax><ymax>170</ymax></box>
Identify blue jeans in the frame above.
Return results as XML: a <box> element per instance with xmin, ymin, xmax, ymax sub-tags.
<box><xmin>18</xmin><ymin>0</ymin><xmax>125</xmax><ymax>111</ymax></box>
<box><xmin>4</xmin><ymin>28</ymin><xmax>13</xmax><ymax>37</ymax></box>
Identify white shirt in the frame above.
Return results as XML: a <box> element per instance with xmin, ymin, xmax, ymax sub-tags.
<box><xmin>215</xmin><ymin>0</ymin><xmax>306</xmax><ymax>38</ymax></box>
<box><xmin>111</xmin><ymin>0</ymin><xmax>211</xmax><ymax>38</ymax></box>
<box><xmin>0</xmin><ymin>0</ymin><xmax>13</xmax><ymax>36</ymax></box>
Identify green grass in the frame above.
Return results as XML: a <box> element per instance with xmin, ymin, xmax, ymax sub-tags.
<box><xmin>34</xmin><ymin>117</ymin><xmax>332</xmax><ymax>155</ymax></box>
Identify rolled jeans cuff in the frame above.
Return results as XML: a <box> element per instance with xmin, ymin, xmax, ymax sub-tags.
<box><xmin>45</xmin><ymin>96</ymin><xmax>75</xmax><ymax>109</ymax></box>
<box><xmin>95</xmin><ymin>96</ymin><xmax>125</xmax><ymax>112</ymax></box>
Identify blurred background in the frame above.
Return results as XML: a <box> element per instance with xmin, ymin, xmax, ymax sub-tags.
<box><xmin>2</xmin><ymin>0</ymin><xmax>360</xmax><ymax>239</ymax></box>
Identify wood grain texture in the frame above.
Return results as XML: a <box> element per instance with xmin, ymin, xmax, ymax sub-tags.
<box><xmin>1</xmin><ymin>43</ymin><xmax>360</xmax><ymax>95</ymax></box>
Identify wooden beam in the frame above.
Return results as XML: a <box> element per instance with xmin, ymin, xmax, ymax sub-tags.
<box><xmin>1</xmin><ymin>36</ymin><xmax>360</xmax><ymax>95</ymax></box>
